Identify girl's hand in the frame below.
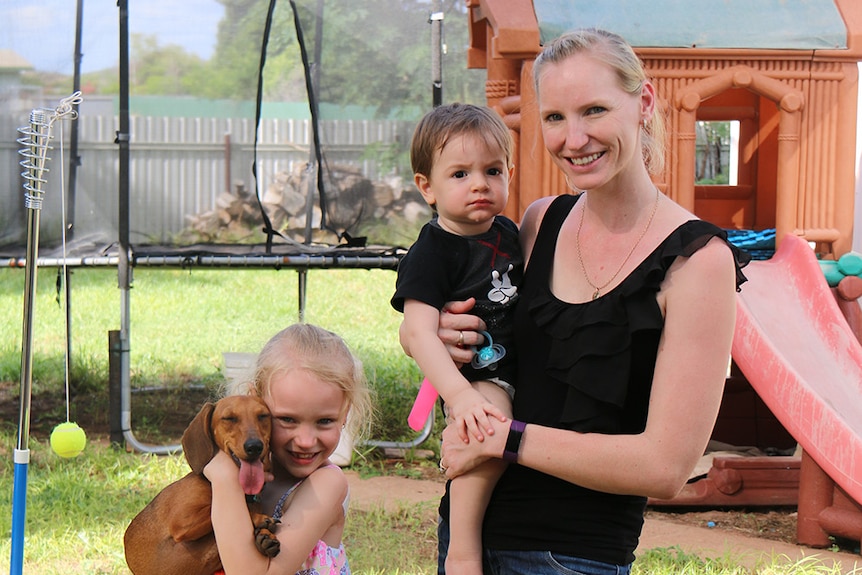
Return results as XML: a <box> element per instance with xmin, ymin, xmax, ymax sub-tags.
<box><xmin>440</xmin><ymin>415</ymin><xmax>509</xmax><ymax>479</ymax></box>
<box><xmin>203</xmin><ymin>450</ymin><xmax>238</xmax><ymax>485</ymax></box>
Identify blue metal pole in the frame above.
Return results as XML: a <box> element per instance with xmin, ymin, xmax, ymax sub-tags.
<box><xmin>10</xmin><ymin>451</ymin><xmax>29</xmax><ymax>575</ymax></box>
<box><xmin>8</xmin><ymin>92</ymin><xmax>81</xmax><ymax>575</ymax></box>
<box><xmin>9</xmin><ymin>109</ymin><xmax>47</xmax><ymax>575</ymax></box>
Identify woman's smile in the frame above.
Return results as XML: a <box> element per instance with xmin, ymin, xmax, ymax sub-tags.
<box><xmin>568</xmin><ymin>151</ymin><xmax>605</xmax><ymax>166</ymax></box>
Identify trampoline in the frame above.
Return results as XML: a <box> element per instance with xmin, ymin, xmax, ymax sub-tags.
<box><xmin>0</xmin><ymin>0</ymin><xmax>471</xmax><ymax>453</ymax></box>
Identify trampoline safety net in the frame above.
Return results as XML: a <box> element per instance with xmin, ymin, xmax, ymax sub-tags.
<box><xmin>0</xmin><ymin>0</ymin><xmax>486</xmax><ymax>267</ymax></box>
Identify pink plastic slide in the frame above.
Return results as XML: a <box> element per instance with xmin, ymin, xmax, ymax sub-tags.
<box><xmin>732</xmin><ymin>234</ymin><xmax>862</xmax><ymax>504</ymax></box>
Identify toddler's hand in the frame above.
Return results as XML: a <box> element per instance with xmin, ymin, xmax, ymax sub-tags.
<box><xmin>447</xmin><ymin>387</ymin><xmax>507</xmax><ymax>443</ymax></box>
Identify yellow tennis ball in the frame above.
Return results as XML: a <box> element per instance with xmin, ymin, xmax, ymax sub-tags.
<box><xmin>50</xmin><ymin>422</ymin><xmax>87</xmax><ymax>458</ymax></box>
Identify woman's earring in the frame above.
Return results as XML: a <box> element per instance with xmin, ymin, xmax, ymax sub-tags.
<box><xmin>642</xmin><ymin>118</ymin><xmax>648</xmax><ymax>130</ymax></box>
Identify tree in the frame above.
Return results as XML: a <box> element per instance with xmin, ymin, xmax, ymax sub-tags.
<box><xmin>695</xmin><ymin>121</ymin><xmax>730</xmax><ymax>184</ymax></box>
<box><xmin>80</xmin><ymin>0</ymin><xmax>486</xmax><ymax>112</ymax></box>
<box><xmin>129</xmin><ymin>35</ymin><xmax>209</xmax><ymax>96</ymax></box>
<box><xmin>209</xmin><ymin>0</ymin><xmax>485</xmax><ymax>113</ymax></box>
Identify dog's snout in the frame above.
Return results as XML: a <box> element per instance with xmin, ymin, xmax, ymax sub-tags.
<box><xmin>244</xmin><ymin>438</ymin><xmax>264</xmax><ymax>459</ymax></box>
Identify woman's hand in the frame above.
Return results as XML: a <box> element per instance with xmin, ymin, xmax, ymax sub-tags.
<box><xmin>440</xmin><ymin>415</ymin><xmax>509</xmax><ymax>479</ymax></box>
<box><xmin>399</xmin><ymin>298</ymin><xmax>487</xmax><ymax>365</ymax></box>
<box><xmin>438</xmin><ymin>298</ymin><xmax>487</xmax><ymax>365</ymax></box>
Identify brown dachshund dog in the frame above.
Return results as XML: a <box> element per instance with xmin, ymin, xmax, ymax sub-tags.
<box><xmin>124</xmin><ymin>395</ymin><xmax>279</xmax><ymax>575</ymax></box>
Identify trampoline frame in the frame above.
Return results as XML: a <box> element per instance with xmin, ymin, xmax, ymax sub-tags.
<box><xmin>1</xmin><ymin>0</ymin><xmax>432</xmax><ymax>456</ymax></box>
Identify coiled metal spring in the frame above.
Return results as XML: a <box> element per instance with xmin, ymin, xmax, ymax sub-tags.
<box><xmin>16</xmin><ymin>91</ymin><xmax>83</xmax><ymax>210</ymax></box>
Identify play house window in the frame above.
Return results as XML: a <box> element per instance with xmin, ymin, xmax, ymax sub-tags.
<box><xmin>695</xmin><ymin>120</ymin><xmax>739</xmax><ymax>186</ymax></box>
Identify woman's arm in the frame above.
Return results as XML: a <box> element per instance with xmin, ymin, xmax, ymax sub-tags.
<box><xmin>518</xmin><ymin>195</ymin><xmax>553</xmax><ymax>267</ymax></box>
<box><xmin>441</xmin><ymin>238</ymin><xmax>737</xmax><ymax>500</ymax></box>
<box><xmin>206</xmin><ymin>452</ymin><xmax>348</xmax><ymax>575</ymax></box>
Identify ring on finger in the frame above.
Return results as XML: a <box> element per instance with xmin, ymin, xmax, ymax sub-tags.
<box><xmin>457</xmin><ymin>331</ymin><xmax>464</xmax><ymax>347</ymax></box>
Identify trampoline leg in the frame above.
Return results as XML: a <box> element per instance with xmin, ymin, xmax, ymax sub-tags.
<box><xmin>298</xmin><ymin>269</ymin><xmax>307</xmax><ymax>323</ymax></box>
<box><xmin>360</xmin><ymin>407</ymin><xmax>435</xmax><ymax>451</ymax></box>
<box><xmin>108</xmin><ymin>330</ymin><xmax>124</xmax><ymax>446</ymax></box>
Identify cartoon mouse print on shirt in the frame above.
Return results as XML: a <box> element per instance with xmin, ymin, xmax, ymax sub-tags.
<box><xmin>471</xmin><ymin>263</ymin><xmax>517</xmax><ymax>371</ymax></box>
<box><xmin>488</xmin><ymin>263</ymin><xmax>517</xmax><ymax>305</ymax></box>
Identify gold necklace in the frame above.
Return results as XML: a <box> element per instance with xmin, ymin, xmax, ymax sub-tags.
<box><xmin>576</xmin><ymin>188</ymin><xmax>661</xmax><ymax>300</ymax></box>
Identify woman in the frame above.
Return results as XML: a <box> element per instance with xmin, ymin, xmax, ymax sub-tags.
<box><xmin>413</xmin><ymin>29</ymin><xmax>750</xmax><ymax>574</ymax></box>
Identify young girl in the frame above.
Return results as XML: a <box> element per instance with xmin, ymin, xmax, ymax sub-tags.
<box><xmin>205</xmin><ymin>323</ymin><xmax>373</xmax><ymax>575</ymax></box>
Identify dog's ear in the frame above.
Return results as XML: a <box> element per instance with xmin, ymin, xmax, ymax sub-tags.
<box><xmin>182</xmin><ymin>402</ymin><xmax>217</xmax><ymax>474</ymax></box>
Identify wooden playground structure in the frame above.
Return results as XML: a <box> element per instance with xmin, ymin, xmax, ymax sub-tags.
<box><xmin>465</xmin><ymin>0</ymin><xmax>862</xmax><ymax>553</ymax></box>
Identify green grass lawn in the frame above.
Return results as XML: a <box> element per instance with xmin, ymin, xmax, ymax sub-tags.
<box><xmin>0</xmin><ymin>267</ymin><xmax>857</xmax><ymax>574</ymax></box>
<box><xmin>0</xmin><ymin>265</ymin><xmax>416</xmax><ymax>391</ymax></box>
<box><xmin>0</xmin><ymin>266</ymin><xmax>423</xmax><ymax>440</ymax></box>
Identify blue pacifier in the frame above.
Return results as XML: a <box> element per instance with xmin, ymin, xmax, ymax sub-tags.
<box><xmin>471</xmin><ymin>331</ymin><xmax>506</xmax><ymax>370</ymax></box>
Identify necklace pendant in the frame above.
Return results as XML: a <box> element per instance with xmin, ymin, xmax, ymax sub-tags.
<box><xmin>592</xmin><ymin>288</ymin><xmax>600</xmax><ymax>300</ymax></box>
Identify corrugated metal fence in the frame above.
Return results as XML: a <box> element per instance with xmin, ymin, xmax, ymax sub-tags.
<box><xmin>0</xmin><ymin>113</ymin><xmax>413</xmax><ymax>248</ymax></box>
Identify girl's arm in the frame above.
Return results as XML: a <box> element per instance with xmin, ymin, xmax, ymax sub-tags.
<box><xmin>402</xmin><ymin>299</ymin><xmax>506</xmax><ymax>441</ymax></box>
<box><xmin>206</xmin><ymin>452</ymin><xmax>348</xmax><ymax>575</ymax></box>
<box><xmin>440</xmin><ymin>238</ymin><xmax>737</xmax><ymax>500</ymax></box>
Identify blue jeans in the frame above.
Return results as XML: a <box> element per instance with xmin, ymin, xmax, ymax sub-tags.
<box><xmin>438</xmin><ymin>516</ymin><xmax>632</xmax><ymax>575</ymax></box>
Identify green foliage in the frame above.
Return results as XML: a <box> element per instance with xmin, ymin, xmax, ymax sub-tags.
<box><xmin>697</xmin><ymin>174</ymin><xmax>731</xmax><ymax>185</ymax></box>
<box><xmin>130</xmin><ymin>35</ymin><xmax>209</xmax><ymax>96</ymax></box>
<box><xmin>362</xmin><ymin>140</ymin><xmax>412</xmax><ymax>177</ymax></box>
<box><xmin>695</xmin><ymin>120</ymin><xmax>732</xmax><ymax>184</ymax></box>
<box><xmin>76</xmin><ymin>0</ymin><xmax>486</xmax><ymax>112</ymax></box>
<box><xmin>207</xmin><ymin>0</ymin><xmax>283</xmax><ymax>100</ymax></box>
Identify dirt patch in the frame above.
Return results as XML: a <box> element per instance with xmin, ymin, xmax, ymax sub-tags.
<box><xmin>0</xmin><ymin>379</ymin><xmax>215</xmax><ymax>444</ymax></box>
<box><xmin>645</xmin><ymin>508</ymin><xmax>799</xmax><ymax>545</ymax></box>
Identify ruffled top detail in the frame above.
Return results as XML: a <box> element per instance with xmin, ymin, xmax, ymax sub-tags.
<box><xmin>524</xmin><ymin>195</ymin><xmax>750</xmax><ymax>429</ymax></box>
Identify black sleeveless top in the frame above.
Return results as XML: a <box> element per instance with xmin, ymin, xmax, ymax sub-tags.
<box><xmin>477</xmin><ymin>194</ymin><xmax>750</xmax><ymax>564</ymax></box>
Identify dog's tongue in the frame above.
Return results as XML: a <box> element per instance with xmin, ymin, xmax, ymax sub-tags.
<box><xmin>239</xmin><ymin>459</ymin><xmax>265</xmax><ymax>495</ymax></box>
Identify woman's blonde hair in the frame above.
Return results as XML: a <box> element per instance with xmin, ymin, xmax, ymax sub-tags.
<box><xmin>533</xmin><ymin>28</ymin><xmax>666</xmax><ymax>175</ymax></box>
<box><xmin>228</xmin><ymin>323</ymin><xmax>374</xmax><ymax>441</ymax></box>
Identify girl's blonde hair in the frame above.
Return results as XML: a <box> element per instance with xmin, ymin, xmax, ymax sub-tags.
<box><xmin>533</xmin><ymin>28</ymin><xmax>666</xmax><ymax>175</ymax></box>
<box><xmin>228</xmin><ymin>323</ymin><xmax>374</xmax><ymax>441</ymax></box>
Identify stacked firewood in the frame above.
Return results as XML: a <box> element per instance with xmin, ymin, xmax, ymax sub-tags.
<box><xmin>184</xmin><ymin>163</ymin><xmax>430</xmax><ymax>243</ymax></box>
